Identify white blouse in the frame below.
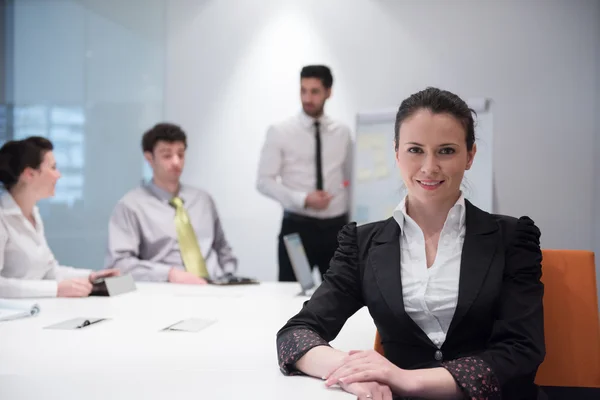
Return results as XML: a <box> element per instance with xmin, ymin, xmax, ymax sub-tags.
<box><xmin>392</xmin><ymin>194</ymin><xmax>466</xmax><ymax>348</ymax></box>
<box><xmin>0</xmin><ymin>192</ymin><xmax>91</xmax><ymax>298</ymax></box>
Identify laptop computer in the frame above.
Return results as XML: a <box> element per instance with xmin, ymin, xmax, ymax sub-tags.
<box><xmin>283</xmin><ymin>233</ymin><xmax>319</xmax><ymax>296</ymax></box>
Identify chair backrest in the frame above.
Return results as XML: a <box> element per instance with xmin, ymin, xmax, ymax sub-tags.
<box><xmin>535</xmin><ymin>249</ymin><xmax>600</xmax><ymax>388</ymax></box>
<box><xmin>373</xmin><ymin>249</ymin><xmax>600</xmax><ymax>388</ymax></box>
<box><xmin>374</xmin><ymin>331</ymin><xmax>383</xmax><ymax>355</ymax></box>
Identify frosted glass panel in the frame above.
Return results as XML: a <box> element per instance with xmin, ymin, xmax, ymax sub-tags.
<box><xmin>11</xmin><ymin>0</ymin><xmax>165</xmax><ymax>270</ymax></box>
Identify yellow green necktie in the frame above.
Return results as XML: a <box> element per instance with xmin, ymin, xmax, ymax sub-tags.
<box><xmin>170</xmin><ymin>196</ymin><xmax>209</xmax><ymax>278</ymax></box>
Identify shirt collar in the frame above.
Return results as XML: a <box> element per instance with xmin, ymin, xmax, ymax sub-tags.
<box><xmin>0</xmin><ymin>191</ymin><xmax>21</xmax><ymax>215</ymax></box>
<box><xmin>146</xmin><ymin>180</ymin><xmax>188</xmax><ymax>204</ymax></box>
<box><xmin>0</xmin><ymin>192</ymin><xmax>43</xmax><ymax>235</ymax></box>
<box><xmin>298</xmin><ymin>110</ymin><xmax>331</xmax><ymax>130</ymax></box>
<box><xmin>392</xmin><ymin>192</ymin><xmax>466</xmax><ymax>233</ymax></box>
<box><xmin>0</xmin><ymin>191</ymin><xmax>40</xmax><ymax>217</ymax></box>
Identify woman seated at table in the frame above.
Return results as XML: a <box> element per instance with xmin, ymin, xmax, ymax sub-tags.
<box><xmin>276</xmin><ymin>88</ymin><xmax>545</xmax><ymax>400</ymax></box>
<box><xmin>0</xmin><ymin>137</ymin><xmax>118</xmax><ymax>298</ymax></box>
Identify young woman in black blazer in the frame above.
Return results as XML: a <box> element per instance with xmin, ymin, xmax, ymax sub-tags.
<box><xmin>276</xmin><ymin>87</ymin><xmax>545</xmax><ymax>400</ymax></box>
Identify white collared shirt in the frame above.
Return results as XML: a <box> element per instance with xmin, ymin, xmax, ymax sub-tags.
<box><xmin>393</xmin><ymin>194</ymin><xmax>466</xmax><ymax>348</ymax></box>
<box><xmin>0</xmin><ymin>192</ymin><xmax>91</xmax><ymax>298</ymax></box>
<box><xmin>256</xmin><ymin>111</ymin><xmax>352</xmax><ymax>219</ymax></box>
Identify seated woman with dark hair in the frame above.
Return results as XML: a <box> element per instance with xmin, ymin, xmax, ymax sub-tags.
<box><xmin>0</xmin><ymin>137</ymin><xmax>118</xmax><ymax>298</ymax></box>
<box><xmin>276</xmin><ymin>88</ymin><xmax>545</xmax><ymax>400</ymax></box>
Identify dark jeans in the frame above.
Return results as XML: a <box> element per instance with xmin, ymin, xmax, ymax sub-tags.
<box><xmin>277</xmin><ymin>212</ymin><xmax>348</xmax><ymax>282</ymax></box>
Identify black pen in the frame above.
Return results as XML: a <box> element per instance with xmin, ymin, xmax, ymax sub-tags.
<box><xmin>76</xmin><ymin>319</ymin><xmax>104</xmax><ymax>329</ymax></box>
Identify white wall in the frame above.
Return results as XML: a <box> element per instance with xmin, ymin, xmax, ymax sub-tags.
<box><xmin>165</xmin><ymin>0</ymin><xmax>600</xmax><ymax>281</ymax></box>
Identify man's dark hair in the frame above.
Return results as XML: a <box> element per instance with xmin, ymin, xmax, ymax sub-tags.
<box><xmin>300</xmin><ymin>65</ymin><xmax>333</xmax><ymax>89</ymax></box>
<box><xmin>141</xmin><ymin>123</ymin><xmax>187</xmax><ymax>153</ymax></box>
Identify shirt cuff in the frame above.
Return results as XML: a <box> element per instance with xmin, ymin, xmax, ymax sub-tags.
<box><xmin>277</xmin><ymin>328</ymin><xmax>329</xmax><ymax>376</ymax></box>
<box><xmin>221</xmin><ymin>262</ymin><xmax>237</xmax><ymax>276</ymax></box>
<box><xmin>153</xmin><ymin>264</ymin><xmax>173</xmax><ymax>282</ymax></box>
<box><xmin>39</xmin><ymin>280</ymin><xmax>59</xmax><ymax>297</ymax></box>
<box><xmin>291</xmin><ymin>191</ymin><xmax>309</xmax><ymax>210</ymax></box>
<box><xmin>56</xmin><ymin>266</ymin><xmax>93</xmax><ymax>280</ymax></box>
<box><xmin>441</xmin><ymin>356</ymin><xmax>501</xmax><ymax>399</ymax></box>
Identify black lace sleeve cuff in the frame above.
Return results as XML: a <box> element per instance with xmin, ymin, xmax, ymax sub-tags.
<box><xmin>442</xmin><ymin>357</ymin><xmax>501</xmax><ymax>399</ymax></box>
<box><xmin>277</xmin><ymin>328</ymin><xmax>330</xmax><ymax>375</ymax></box>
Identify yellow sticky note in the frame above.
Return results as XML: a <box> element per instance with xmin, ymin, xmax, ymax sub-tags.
<box><xmin>387</xmin><ymin>206</ymin><xmax>396</xmax><ymax>218</ymax></box>
<box><xmin>373</xmin><ymin>165</ymin><xmax>389</xmax><ymax>179</ymax></box>
<box><xmin>358</xmin><ymin>133</ymin><xmax>388</xmax><ymax>149</ymax></box>
<box><xmin>357</xmin><ymin>136</ymin><xmax>372</xmax><ymax>150</ymax></box>
<box><xmin>369</xmin><ymin>134</ymin><xmax>387</xmax><ymax>149</ymax></box>
<box><xmin>357</xmin><ymin>169</ymin><xmax>373</xmax><ymax>181</ymax></box>
<box><xmin>372</xmin><ymin>150</ymin><xmax>387</xmax><ymax>164</ymax></box>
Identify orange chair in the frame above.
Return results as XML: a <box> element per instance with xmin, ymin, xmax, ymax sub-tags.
<box><xmin>373</xmin><ymin>249</ymin><xmax>600</xmax><ymax>389</ymax></box>
<box><xmin>374</xmin><ymin>331</ymin><xmax>383</xmax><ymax>356</ymax></box>
<box><xmin>535</xmin><ymin>249</ymin><xmax>600</xmax><ymax>388</ymax></box>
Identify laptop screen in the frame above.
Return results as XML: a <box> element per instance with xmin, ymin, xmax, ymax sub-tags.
<box><xmin>283</xmin><ymin>233</ymin><xmax>315</xmax><ymax>291</ymax></box>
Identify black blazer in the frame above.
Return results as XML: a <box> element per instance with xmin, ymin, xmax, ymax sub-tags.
<box><xmin>277</xmin><ymin>200</ymin><xmax>545</xmax><ymax>400</ymax></box>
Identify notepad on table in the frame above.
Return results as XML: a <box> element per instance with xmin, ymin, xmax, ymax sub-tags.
<box><xmin>162</xmin><ymin>318</ymin><xmax>216</xmax><ymax>332</ymax></box>
<box><xmin>0</xmin><ymin>300</ymin><xmax>40</xmax><ymax>322</ymax></box>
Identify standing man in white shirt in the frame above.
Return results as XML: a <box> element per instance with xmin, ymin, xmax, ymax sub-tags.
<box><xmin>257</xmin><ymin>65</ymin><xmax>353</xmax><ymax>282</ymax></box>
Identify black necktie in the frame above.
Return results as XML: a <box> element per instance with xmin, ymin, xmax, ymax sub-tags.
<box><xmin>314</xmin><ymin>121</ymin><xmax>323</xmax><ymax>191</ymax></box>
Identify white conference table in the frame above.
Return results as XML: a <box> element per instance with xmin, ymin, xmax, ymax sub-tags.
<box><xmin>0</xmin><ymin>282</ymin><xmax>377</xmax><ymax>399</ymax></box>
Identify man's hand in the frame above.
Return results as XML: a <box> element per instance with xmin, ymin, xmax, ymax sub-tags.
<box><xmin>305</xmin><ymin>191</ymin><xmax>332</xmax><ymax>210</ymax></box>
<box><xmin>168</xmin><ymin>268</ymin><xmax>208</xmax><ymax>285</ymax></box>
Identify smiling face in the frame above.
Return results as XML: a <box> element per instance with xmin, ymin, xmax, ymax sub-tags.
<box><xmin>395</xmin><ymin>108</ymin><xmax>476</xmax><ymax>206</ymax></box>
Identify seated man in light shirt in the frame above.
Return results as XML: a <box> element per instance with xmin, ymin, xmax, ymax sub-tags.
<box><xmin>105</xmin><ymin>123</ymin><xmax>238</xmax><ymax>284</ymax></box>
